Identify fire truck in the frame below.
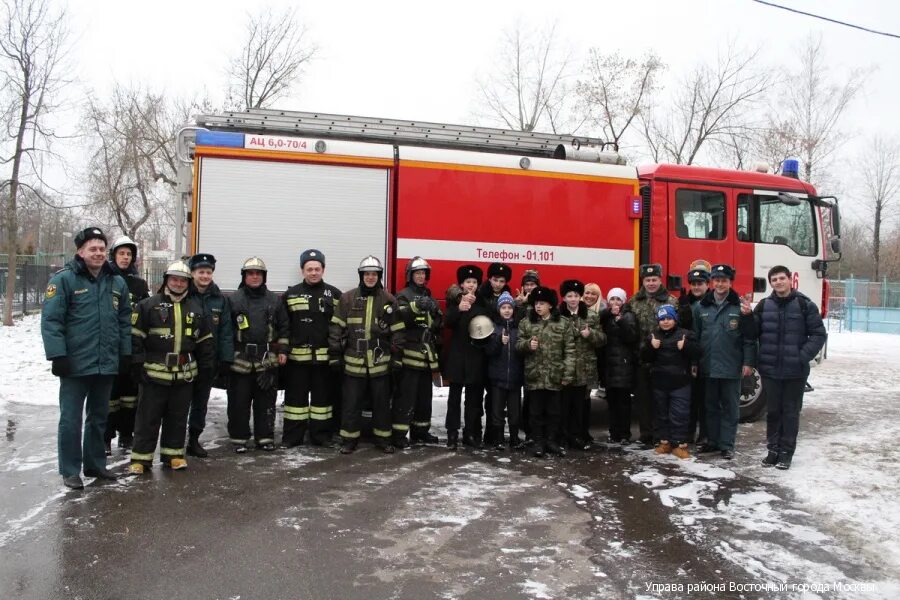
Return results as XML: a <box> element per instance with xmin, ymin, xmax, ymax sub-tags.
<box><xmin>175</xmin><ymin>108</ymin><xmax>842</xmax><ymax>421</ymax></box>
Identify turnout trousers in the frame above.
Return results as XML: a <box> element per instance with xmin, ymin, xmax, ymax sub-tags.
<box><xmin>58</xmin><ymin>375</ymin><xmax>114</xmax><ymax>477</ymax></box>
<box><xmin>106</xmin><ymin>371</ymin><xmax>138</xmax><ymax>443</ymax></box>
<box><xmin>340</xmin><ymin>375</ymin><xmax>391</xmax><ymax>443</ymax></box>
<box><xmin>130</xmin><ymin>380</ymin><xmax>192</xmax><ymax>466</ymax></box>
<box><xmin>282</xmin><ymin>362</ymin><xmax>332</xmax><ymax>446</ymax></box>
<box><xmin>227</xmin><ymin>372</ymin><xmax>277</xmax><ymax>446</ymax></box>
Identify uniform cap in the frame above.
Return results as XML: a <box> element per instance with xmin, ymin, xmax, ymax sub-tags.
<box><xmin>300</xmin><ymin>249</ymin><xmax>324</xmax><ymax>269</ymax></box>
<box><xmin>639</xmin><ymin>263</ymin><xmax>663</xmax><ymax>280</ymax></box>
<box><xmin>528</xmin><ymin>286</ymin><xmax>557</xmax><ymax>307</ymax></box>
<box><xmin>559</xmin><ymin>279</ymin><xmax>585</xmax><ymax>297</ymax></box>
<box><xmin>710</xmin><ymin>264</ymin><xmax>735</xmax><ymax>280</ymax></box>
<box><xmin>189</xmin><ymin>253</ymin><xmax>216</xmax><ymax>271</ymax></box>
<box><xmin>74</xmin><ymin>227</ymin><xmax>107</xmax><ymax>249</ymax></box>
<box><xmin>487</xmin><ymin>262</ymin><xmax>512</xmax><ymax>281</ymax></box>
<box><xmin>456</xmin><ymin>264</ymin><xmax>483</xmax><ymax>285</ymax></box>
<box><xmin>687</xmin><ymin>269</ymin><xmax>710</xmax><ymax>283</ymax></box>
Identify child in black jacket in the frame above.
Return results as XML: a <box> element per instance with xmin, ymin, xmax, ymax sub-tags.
<box><xmin>485</xmin><ymin>292</ymin><xmax>525</xmax><ymax>449</ymax></box>
<box><xmin>641</xmin><ymin>305</ymin><xmax>700</xmax><ymax>459</ymax></box>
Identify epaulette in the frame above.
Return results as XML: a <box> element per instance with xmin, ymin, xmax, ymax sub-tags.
<box><xmin>53</xmin><ymin>266</ymin><xmax>71</xmax><ymax>275</ymax></box>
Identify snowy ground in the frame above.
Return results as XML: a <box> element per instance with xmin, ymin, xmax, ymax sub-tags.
<box><xmin>2</xmin><ymin>315</ymin><xmax>899</xmax><ymax>598</ymax></box>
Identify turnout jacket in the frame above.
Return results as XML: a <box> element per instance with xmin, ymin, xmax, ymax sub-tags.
<box><xmin>109</xmin><ymin>260</ymin><xmax>150</xmax><ymax>307</ymax></box>
<box><xmin>692</xmin><ymin>289</ymin><xmax>756</xmax><ymax>379</ymax></box>
<box><xmin>191</xmin><ymin>283</ymin><xmax>235</xmax><ymax>366</ymax></box>
<box><xmin>41</xmin><ymin>257</ymin><xmax>132</xmax><ymax>376</ymax></box>
<box><xmin>515</xmin><ymin>309</ymin><xmax>576</xmax><ymax>391</ymax></box>
<box><xmin>627</xmin><ymin>286</ymin><xmax>678</xmax><ymax>356</ymax></box>
<box><xmin>640</xmin><ymin>326</ymin><xmax>701</xmax><ymax>390</ymax></box>
<box><xmin>227</xmin><ymin>284</ymin><xmax>289</xmax><ymax>374</ymax></box>
<box><xmin>329</xmin><ymin>284</ymin><xmax>397</xmax><ymax>378</ymax></box>
<box><xmin>282</xmin><ymin>279</ymin><xmax>342</xmax><ymax>365</ymax></box>
<box><xmin>392</xmin><ymin>283</ymin><xmax>442</xmax><ymax>371</ymax></box>
<box><xmin>752</xmin><ymin>291</ymin><xmax>826</xmax><ymax>379</ymax></box>
<box><xmin>559</xmin><ymin>301</ymin><xmax>606</xmax><ymax>387</ymax></box>
<box><xmin>131</xmin><ymin>291</ymin><xmax>214</xmax><ymax>385</ymax></box>
<box><xmin>598</xmin><ymin>305</ymin><xmax>639</xmax><ymax>389</ymax></box>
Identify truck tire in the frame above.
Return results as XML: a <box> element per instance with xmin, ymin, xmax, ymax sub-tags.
<box><xmin>739</xmin><ymin>368</ymin><xmax>766</xmax><ymax>423</ymax></box>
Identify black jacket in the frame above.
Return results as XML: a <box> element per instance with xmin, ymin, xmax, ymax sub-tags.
<box><xmin>228</xmin><ymin>284</ymin><xmax>290</xmax><ymax>373</ymax></box>
<box><xmin>282</xmin><ymin>279</ymin><xmax>342</xmax><ymax>364</ymax></box>
<box><xmin>485</xmin><ymin>317</ymin><xmax>524</xmax><ymax>389</ymax></box>
<box><xmin>640</xmin><ymin>326</ymin><xmax>700</xmax><ymax>391</ymax></box>
<box><xmin>442</xmin><ymin>288</ymin><xmax>490</xmax><ymax>385</ymax></box>
<box><xmin>598</xmin><ymin>305</ymin><xmax>639</xmax><ymax>389</ymax></box>
<box><xmin>753</xmin><ymin>291</ymin><xmax>826</xmax><ymax>379</ymax></box>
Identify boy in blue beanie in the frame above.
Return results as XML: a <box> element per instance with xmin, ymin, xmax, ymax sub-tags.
<box><xmin>485</xmin><ymin>292</ymin><xmax>525</xmax><ymax>449</ymax></box>
<box><xmin>640</xmin><ymin>305</ymin><xmax>700</xmax><ymax>459</ymax></box>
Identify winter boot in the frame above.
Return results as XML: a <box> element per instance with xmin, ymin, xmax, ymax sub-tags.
<box><xmin>446</xmin><ymin>430</ymin><xmax>459</xmax><ymax>450</ymax></box>
<box><xmin>375</xmin><ymin>439</ymin><xmax>395</xmax><ymax>454</ymax></box>
<box><xmin>655</xmin><ymin>441</ymin><xmax>673</xmax><ymax>455</ymax></box>
<box><xmin>104</xmin><ymin>440</ymin><xmax>112</xmax><ymax>456</ymax></box>
<box><xmin>340</xmin><ymin>439</ymin><xmax>357</xmax><ymax>455</ymax></box>
<box><xmin>761</xmin><ymin>451</ymin><xmax>779</xmax><ymax>467</ymax></box>
<box><xmin>672</xmin><ymin>444</ymin><xmax>691</xmax><ymax>460</ymax></box>
<box><xmin>546</xmin><ymin>441</ymin><xmax>566</xmax><ymax>457</ymax></box>
<box><xmin>392</xmin><ymin>434</ymin><xmax>410</xmax><ymax>449</ymax></box>
<box><xmin>419</xmin><ymin>431</ymin><xmax>440</xmax><ymax>445</ymax></box>
<box><xmin>775</xmin><ymin>454</ymin><xmax>792</xmax><ymax>470</ymax></box>
<box><xmin>533</xmin><ymin>442</ymin><xmax>546</xmax><ymax>458</ymax></box>
<box><xmin>186</xmin><ymin>430</ymin><xmax>208</xmax><ymax>458</ymax></box>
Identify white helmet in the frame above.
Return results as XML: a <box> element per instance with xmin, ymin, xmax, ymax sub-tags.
<box><xmin>109</xmin><ymin>235</ymin><xmax>137</xmax><ymax>261</ymax></box>
<box><xmin>164</xmin><ymin>260</ymin><xmax>191</xmax><ymax>280</ymax></box>
<box><xmin>241</xmin><ymin>257</ymin><xmax>268</xmax><ymax>273</ymax></box>
<box><xmin>405</xmin><ymin>256</ymin><xmax>431</xmax><ymax>282</ymax></box>
<box><xmin>468</xmin><ymin>315</ymin><xmax>494</xmax><ymax>340</ymax></box>
<box><xmin>358</xmin><ymin>255</ymin><xmax>384</xmax><ymax>273</ymax></box>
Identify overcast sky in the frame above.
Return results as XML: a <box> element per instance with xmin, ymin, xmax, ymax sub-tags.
<box><xmin>28</xmin><ymin>0</ymin><xmax>900</xmax><ymax>216</ymax></box>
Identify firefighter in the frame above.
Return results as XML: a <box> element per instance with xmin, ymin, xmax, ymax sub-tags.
<box><xmin>128</xmin><ymin>260</ymin><xmax>214</xmax><ymax>474</ymax></box>
<box><xmin>443</xmin><ymin>264</ymin><xmax>490</xmax><ymax>449</ymax></box>
<box><xmin>226</xmin><ymin>258</ymin><xmax>289</xmax><ymax>452</ymax></box>
<box><xmin>392</xmin><ymin>256</ymin><xmax>443</xmax><ymax>447</ymax></box>
<box><xmin>329</xmin><ymin>256</ymin><xmax>398</xmax><ymax>454</ymax></box>
<box><xmin>104</xmin><ymin>235</ymin><xmax>150</xmax><ymax>454</ymax></box>
<box><xmin>41</xmin><ymin>227</ymin><xmax>132</xmax><ymax>489</ymax></box>
<box><xmin>186</xmin><ymin>253</ymin><xmax>234</xmax><ymax>458</ymax></box>
<box><xmin>627</xmin><ymin>264</ymin><xmax>678</xmax><ymax>447</ymax></box>
<box><xmin>281</xmin><ymin>249</ymin><xmax>342</xmax><ymax>447</ymax></box>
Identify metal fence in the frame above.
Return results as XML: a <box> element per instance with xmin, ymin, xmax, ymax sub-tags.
<box><xmin>828</xmin><ymin>278</ymin><xmax>900</xmax><ymax>334</ymax></box>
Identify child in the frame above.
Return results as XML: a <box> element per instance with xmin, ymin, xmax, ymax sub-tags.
<box><xmin>516</xmin><ymin>286</ymin><xmax>575</xmax><ymax>458</ymax></box>
<box><xmin>598</xmin><ymin>288</ymin><xmax>639</xmax><ymax>444</ymax></box>
<box><xmin>640</xmin><ymin>305</ymin><xmax>700</xmax><ymax>459</ymax></box>
<box><xmin>485</xmin><ymin>292</ymin><xmax>525</xmax><ymax>449</ymax></box>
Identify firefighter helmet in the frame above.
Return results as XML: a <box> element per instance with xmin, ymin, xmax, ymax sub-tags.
<box><xmin>163</xmin><ymin>260</ymin><xmax>191</xmax><ymax>280</ymax></box>
<box><xmin>241</xmin><ymin>257</ymin><xmax>268</xmax><ymax>273</ymax></box>
<box><xmin>109</xmin><ymin>235</ymin><xmax>138</xmax><ymax>261</ymax></box>
<box><xmin>468</xmin><ymin>315</ymin><xmax>494</xmax><ymax>341</ymax></box>
<box><xmin>358</xmin><ymin>255</ymin><xmax>384</xmax><ymax>273</ymax></box>
<box><xmin>405</xmin><ymin>256</ymin><xmax>431</xmax><ymax>282</ymax></box>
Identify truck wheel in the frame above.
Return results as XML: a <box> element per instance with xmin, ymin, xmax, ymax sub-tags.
<box><xmin>739</xmin><ymin>368</ymin><xmax>766</xmax><ymax>423</ymax></box>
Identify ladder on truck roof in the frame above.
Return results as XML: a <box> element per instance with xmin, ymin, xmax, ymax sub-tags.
<box><xmin>195</xmin><ymin>108</ymin><xmax>616</xmax><ymax>159</ymax></box>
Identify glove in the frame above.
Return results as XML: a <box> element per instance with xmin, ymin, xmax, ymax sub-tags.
<box><xmin>415</xmin><ymin>296</ymin><xmax>436</xmax><ymax>313</ymax></box>
<box><xmin>256</xmin><ymin>368</ymin><xmax>276</xmax><ymax>391</ymax></box>
<box><xmin>51</xmin><ymin>357</ymin><xmax>72</xmax><ymax>377</ymax></box>
<box><xmin>218</xmin><ymin>362</ymin><xmax>233</xmax><ymax>378</ymax></box>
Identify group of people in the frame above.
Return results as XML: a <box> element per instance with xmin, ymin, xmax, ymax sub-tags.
<box><xmin>40</xmin><ymin>227</ymin><xmax>826</xmax><ymax>491</ymax></box>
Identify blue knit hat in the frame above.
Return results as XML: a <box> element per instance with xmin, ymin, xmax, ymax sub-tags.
<box><xmin>497</xmin><ymin>291</ymin><xmax>515</xmax><ymax>309</ymax></box>
<box><xmin>656</xmin><ymin>305</ymin><xmax>678</xmax><ymax>322</ymax></box>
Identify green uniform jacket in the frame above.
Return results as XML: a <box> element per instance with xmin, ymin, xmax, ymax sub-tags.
<box><xmin>41</xmin><ymin>257</ymin><xmax>132</xmax><ymax>376</ymax></box>
<box><xmin>191</xmin><ymin>283</ymin><xmax>235</xmax><ymax>365</ymax></box>
<box><xmin>692</xmin><ymin>289</ymin><xmax>756</xmax><ymax>379</ymax></box>
<box><xmin>559</xmin><ymin>302</ymin><xmax>606</xmax><ymax>387</ymax></box>
<box><xmin>515</xmin><ymin>311</ymin><xmax>576</xmax><ymax>391</ymax></box>
<box><xmin>627</xmin><ymin>286</ymin><xmax>678</xmax><ymax>357</ymax></box>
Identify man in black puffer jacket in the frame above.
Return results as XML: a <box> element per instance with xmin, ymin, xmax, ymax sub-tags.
<box><xmin>753</xmin><ymin>266</ymin><xmax>826</xmax><ymax>470</ymax></box>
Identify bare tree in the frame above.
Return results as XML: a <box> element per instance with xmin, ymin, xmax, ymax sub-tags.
<box><xmin>576</xmin><ymin>50</ymin><xmax>664</xmax><ymax>148</ymax></box>
<box><xmin>225</xmin><ymin>6</ymin><xmax>317</xmax><ymax>111</ymax></box>
<box><xmin>640</xmin><ymin>44</ymin><xmax>772</xmax><ymax>165</ymax></box>
<box><xmin>475</xmin><ymin>22</ymin><xmax>574</xmax><ymax>133</ymax></box>
<box><xmin>857</xmin><ymin>136</ymin><xmax>900</xmax><ymax>281</ymax></box>
<box><xmin>0</xmin><ymin>0</ymin><xmax>69</xmax><ymax>325</ymax></box>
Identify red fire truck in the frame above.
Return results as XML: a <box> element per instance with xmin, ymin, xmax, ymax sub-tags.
<box><xmin>176</xmin><ymin>109</ymin><xmax>841</xmax><ymax>421</ymax></box>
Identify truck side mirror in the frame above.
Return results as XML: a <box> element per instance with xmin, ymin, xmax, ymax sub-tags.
<box><xmin>830</xmin><ymin>237</ymin><xmax>842</xmax><ymax>255</ymax></box>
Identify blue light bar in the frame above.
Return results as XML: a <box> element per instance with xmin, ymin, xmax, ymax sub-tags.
<box><xmin>782</xmin><ymin>158</ymin><xmax>800</xmax><ymax>179</ymax></box>
<box><xmin>195</xmin><ymin>130</ymin><xmax>245</xmax><ymax>148</ymax></box>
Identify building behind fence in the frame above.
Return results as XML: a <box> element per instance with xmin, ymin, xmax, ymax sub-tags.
<box><xmin>828</xmin><ymin>278</ymin><xmax>900</xmax><ymax>334</ymax></box>
<box><xmin>1</xmin><ymin>252</ymin><xmax>173</xmax><ymax>315</ymax></box>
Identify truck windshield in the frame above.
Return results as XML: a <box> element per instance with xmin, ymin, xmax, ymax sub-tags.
<box><xmin>737</xmin><ymin>194</ymin><xmax>817</xmax><ymax>256</ymax></box>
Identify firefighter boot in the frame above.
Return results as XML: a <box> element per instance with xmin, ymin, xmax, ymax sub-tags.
<box><xmin>186</xmin><ymin>429</ymin><xmax>208</xmax><ymax>458</ymax></box>
<box><xmin>446</xmin><ymin>430</ymin><xmax>459</xmax><ymax>450</ymax></box>
<box><xmin>340</xmin><ymin>439</ymin><xmax>357</xmax><ymax>455</ymax></box>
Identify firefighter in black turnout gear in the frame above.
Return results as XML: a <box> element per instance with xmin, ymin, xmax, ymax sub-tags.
<box><xmin>392</xmin><ymin>257</ymin><xmax>443</xmax><ymax>446</ymax></box>
<box><xmin>329</xmin><ymin>256</ymin><xmax>398</xmax><ymax>454</ymax></box>
<box><xmin>129</xmin><ymin>261</ymin><xmax>214</xmax><ymax>474</ymax></box>
<box><xmin>281</xmin><ymin>249</ymin><xmax>342</xmax><ymax>447</ymax></box>
<box><xmin>226</xmin><ymin>258</ymin><xmax>289</xmax><ymax>452</ymax></box>
<box><xmin>105</xmin><ymin>236</ymin><xmax>150</xmax><ymax>453</ymax></box>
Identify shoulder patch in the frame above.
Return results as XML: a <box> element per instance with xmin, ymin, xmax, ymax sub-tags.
<box><xmin>131</xmin><ymin>312</ymin><xmax>139</xmax><ymax>325</ymax></box>
<box><xmin>45</xmin><ymin>284</ymin><xmax>57</xmax><ymax>299</ymax></box>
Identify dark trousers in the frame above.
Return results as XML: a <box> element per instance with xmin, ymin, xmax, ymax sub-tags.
<box><xmin>328</xmin><ymin>369</ymin><xmax>343</xmax><ymax>435</ymax></box>
<box><xmin>528</xmin><ymin>389</ymin><xmax>561</xmax><ymax>447</ymax></box>
<box><xmin>58</xmin><ymin>375</ymin><xmax>114</xmax><ymax>477</ymax></box>
<box><xmin>764</xmin><ymin>377</ymin><xmax>806</xmax><ymax>458</ymax></box>
<box><xmin>188</xmin><ymin>374</ymin><xmax>213</xmax><ymax>436</ymax></box>
<box><xmin>341</xmin><ymin>375</ymin><xmax>391</xmax><ymax>442</ymax></box>
<box><xmin>653</xmin><ymin>384</ymin><xmax>691</xmax><ymax>445</ymax></box>
<box><xmin>282</xmin><ymin>362</ymin><xmax>331</xmax><ymax>446</ymax></box>
<box><xmin>522</xmin><ymin>390</ymin><xmax>531</xmax><ymax>437</ymax></box>
<box><xmin>688</xmin><ymin>375</ymin><xmax>707</xmax><ymax>443</ymax></box>
<box><xmin>634</xmin><ymin>363</ymin><xmax>655</xmax><ymax>442</ymax></box>
<box><xmin>606</xmin><ymin>387</ymin><xmax>632</xmax><ymax>441</ymax></box>
<box><xmin>400</xmin><ymin>369</ymin><xmax>434</xmax><ymax>437</ymax></box>
<box><xmin>227</xmin><ymin>372</ymin><xmax>277</xmax><ymax>445</ymax></box>
<box><xmin>581</xmin><ymin>389</ymin><xmax>593</xmax><ymax>442</ymax></box>
<box><xmin>131</xmin><ymin>381</ymin><xmax>191</xmax><ymax>465</ymax></box>
<box><xmin>446</xmin><ymin>383</ymin><xmax>483</xmax><ymax>437</ymax></box>
<box><xmin>561</xmin><ymin>385</ymin><xmax>587</xmax><ymax>444</ymax></box>
<box><xmin>490</xmin><ymin>385</ymin><xmax>522</xmax><ymax>441</ymax></box>
<box><xmin>705</xmin><ymin>378</ymin><xmax>741</xmax><ymax>452</ymax></box>
<box><xmin>106</xmin><ymin>371</ymin><xmax>138</xmax><ymax>442</ymax></box>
